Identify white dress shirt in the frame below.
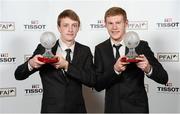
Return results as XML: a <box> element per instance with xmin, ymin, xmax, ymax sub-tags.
<box><xmin>110</xmin><ymin>39</ymin><xmax>125</xmax><ymax>58</ymax></box>
<box><xmin>56</xmin><ymin>38</ymin><xmax>75</xmax><ymax>60</ymax></box>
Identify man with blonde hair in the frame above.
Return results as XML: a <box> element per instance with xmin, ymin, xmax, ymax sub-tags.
<box><xmin>94</xmin><ymin>7</ymin><xmax>168</xmax><ymax>113</ymax></box>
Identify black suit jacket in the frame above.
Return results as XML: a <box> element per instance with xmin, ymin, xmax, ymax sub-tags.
<box><xmin>94</xmin><ymin>39</ymin><xmax>168</xmax><ymax>113</ymax></box>
<box><xmin>15</xmin><ymin>40</ymin><xmax>96</xmax><ymax>113</ymax></box>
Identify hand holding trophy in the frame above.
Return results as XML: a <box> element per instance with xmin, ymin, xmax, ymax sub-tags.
<box><xmin>121</xmin><ymin>31</ymin><xmax>141</xmax><ymax>63</ymax></box>
<box><xmin>38</xmin><ymin>31</ymin><xmax>59</xmax><ymax>63</ymax></box>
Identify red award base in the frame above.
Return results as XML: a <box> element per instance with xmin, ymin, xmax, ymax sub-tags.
<box><xmin>121</xmin><ymin>57</ymin><xmax>141</xmax><ymax>63</ymax></box>
<box><xmin>38</xmin><ymin>57</ymin><xmax>58</xmax><ymax>63</ymax></box>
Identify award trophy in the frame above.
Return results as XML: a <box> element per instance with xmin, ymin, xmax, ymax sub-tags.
<box><xmin>37</xmin><ymin>31</ymin><xmax>58</xmax><ymax>63</ymax></box>
<box><xmin>121</xmin><ymin>31</ymin><xmax>141</xmax><ymax>63</ymax></box>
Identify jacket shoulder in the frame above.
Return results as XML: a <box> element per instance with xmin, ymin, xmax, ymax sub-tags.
<box><xmin>96</xmin><ymin>39</ymin><xmax>110</xmax><ymax>49</ymax></box>
<box><xmin>75</xmin><ymin>42</ymin><xmax>91</xmax><ymax>51</ymax></box>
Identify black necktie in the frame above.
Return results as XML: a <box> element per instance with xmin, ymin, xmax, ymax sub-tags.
<box><xmin>113</xmin><ymin>44</ymin><xmax>122</xmax><ymax>60</ymax></box>
<box><xmin>65</xmin><ymin>49</ymin><xmax>71</xmax><ymax>63</ymax></box>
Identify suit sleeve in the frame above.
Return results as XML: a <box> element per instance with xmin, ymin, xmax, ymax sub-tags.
<box><xmin>94</xmin><ymin>46</ymin><xmax>119</xmax><ymax>92</ymax></box>
<box><xmin>141</xmin><ymin>41</ymin><xmax>168</xmax><ymax>85</ymax></box>
<box><xmin>67</xmin><ymin>47</ymin><xmax>96</xmax><ymax>87</ymax></box>
<box><xmin>14</xmin><ymin>44</ymin><xmax>43</xmax><ymax>80</ymax></box>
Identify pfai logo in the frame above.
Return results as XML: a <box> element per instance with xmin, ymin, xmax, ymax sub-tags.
<box><xmin>0</xmin><ymin>88</ymin><xmax>16</xmax><ymax>97</ymax></box>
<box><xmin>128</xmin><ymin>21</ymin><xmax>148</xmax><ymax>30</ymax></box>
<box><xmin>157</xmin><ymin>52</ymin><xmax>179</xmax><ymax>62</ymax></box>
<box><xmin>24</xmin><ymin>54</ymin><xmax>32</xmax><ymax>62</ymax></box>
<box><xmin>145</xmin><ymin>84</ymin><xmax>149</xmax><ymax>93</ymax></box>
<box><xmin>0</xmin><ymin>22</ymin><xmax>15</xmax><ymax>31</ymax></box>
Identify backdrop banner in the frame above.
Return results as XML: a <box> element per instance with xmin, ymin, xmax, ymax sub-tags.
<box><xmin>0</xmin><ymin>0</ymin><xmax>179</xmax><ymax>113</ymax></box>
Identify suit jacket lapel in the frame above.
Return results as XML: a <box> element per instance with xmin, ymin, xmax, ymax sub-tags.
<box><xmin>52</xmin><ymin>40</ymin><xmax>59</xmax><ymax>55</ymax></box>
<box><xmin>105</xmin><ymin>39</ymin><xmax>116</xmax><ymax>63</ymax></box>
<box><xmin>106</xmin><ymin>39</ymin><xmax>129</xmax><ymax>62</ymax></box>
<box><xmin>52</xmin><ymin>40</ymin><xmax>80</xmax><ymax>64</ymax></box>
<box><xmin>52</xmin><ymin>40</ymin><xmax>70</xmax><ymax>84</ymax></box>
<box><xmin>71</xmin><ymin>42</ymin><xmax>80</xmax><ymax>65</ymax></box>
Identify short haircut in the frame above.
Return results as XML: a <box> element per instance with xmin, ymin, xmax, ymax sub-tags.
<box><xmin>57</xmin><ymin>9</ymin><xmax>80</xmax><ymax>27</ymax></box>
<box><xmin>104</xmin><ymin>7</ymin><xmax>127</xmax><ymax>22</ymax></box>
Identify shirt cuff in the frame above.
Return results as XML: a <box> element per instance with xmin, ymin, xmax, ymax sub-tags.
<box><xmin>28</xmin><ymin>62</ymin><xmax>33</xmax><ymax>71</ymax></box>
<box><xmin>145</xmin><ymin>66</ymin><xmax>153</xmax><ymax>77</ymax></box>
<box><xmin>114</xmin><ymin>69</ymin><xmax>122</xmax><ymax>75</ymax></box>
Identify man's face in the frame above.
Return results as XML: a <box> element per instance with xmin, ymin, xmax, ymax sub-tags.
<box><xmin>58</xmin><ymin>17</ymin><xmax>79</xmax><ymax>42</ymax></box>
<box><xmin>105</xmin><ymin>15</ymin><xmax>128</xmax><ymax>42</ymax></box>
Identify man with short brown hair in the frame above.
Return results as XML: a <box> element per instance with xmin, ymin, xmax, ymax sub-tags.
<box><xmin>15</xmin><ymin>9</ymin><xmax>95</xmax><ymax>113</ymax></box>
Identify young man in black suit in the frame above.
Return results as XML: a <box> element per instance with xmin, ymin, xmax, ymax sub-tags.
<box><xmin>94</xmin><ymin>7</ymin><xmax>168</xmax><ymax>113</ymax></box>
<box><xmin>15</xmin><ymin>9</ymin><xmax>95</xmax><ymax>113</ymax></box>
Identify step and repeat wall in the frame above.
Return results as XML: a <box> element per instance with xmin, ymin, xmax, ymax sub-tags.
<box><xmin>0</xmin><ymin>0</ymin><xmax>180</xmax><ymax>113</ymax></box>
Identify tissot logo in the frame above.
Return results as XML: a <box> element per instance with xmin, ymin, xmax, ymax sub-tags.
<box><xmin>24</xmin><ymin>84</ymin><xmax>43</xmax><ymax>96</ymax></box>
<box><xmin>157</xmin><ymin>52</ymin><xmax>179</xmax><ymax>62</ymax></box>
<box><xmin>156</xmin><ymin>18</ymin><xmax>179</xmax><ymax>29</ymax></box>
<box><xmin>0</xmin><ymin>53</ymin><xmax>16</xmax><ymax>63</ymax></box>
<box><xmin>24</xmin><ymin>20</ymin><xmax>46</xmax><ymax>31</ymax></box>
<box><xmin>128</xmin><ymin>21</ymin><xmax>148</xmax><ymax>30</ymax></box>
<box><xmin>0</xmin><ymin>88</ymin><xmax>16</xmax><ymax>97</ymax></box>
<box><xmin>89</xmin><ymin>20</ymin><xmax>105</xmax><ymax>30</ymax></box>
<box><xmin>0</xmin><ymin>22</ymin><xmax>15</xmax><ymax>31</ymax></box>
<box><xmin>157</xmin><ymin>83</ymin><xmax>180</xmax><ymax>94</ymax></box>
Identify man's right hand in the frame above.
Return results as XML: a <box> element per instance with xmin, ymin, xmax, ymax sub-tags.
<box><xmin>28</xmin><ymin>54</ymin><xmax>45</xmax><ymax>69</ymax></box>
<box><xmin>114</xmin><ymin>56</ymin><xmax>129</xmax><ymax>73</ymax></box>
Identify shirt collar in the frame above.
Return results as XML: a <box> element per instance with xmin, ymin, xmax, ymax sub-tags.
<box><xmin>58</xmin><ymin>38</ymin><xmax>75</xmax><ymax>53</ymax></box>
<box><xmin>110</xmin><ymin>38</ymin><xmax>125</xmax><ymax>47</ymax></box>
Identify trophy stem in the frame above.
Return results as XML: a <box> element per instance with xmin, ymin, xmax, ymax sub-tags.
<box><xmin>43</xmin><ymin>49</ymin><xmax>54</xmax><ymax>58</ymax></box>
<box><xmin>127</xmin><ymin>48</ymin><xmax>138</xmax><ymax>59</ymax></box>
